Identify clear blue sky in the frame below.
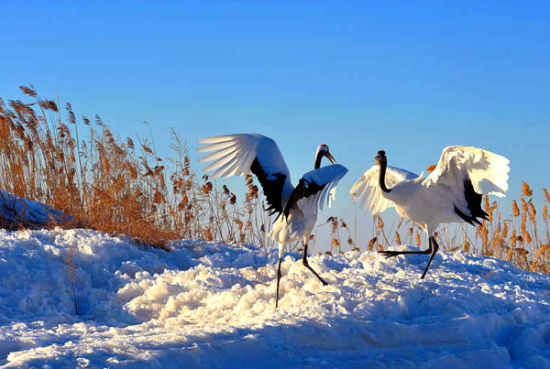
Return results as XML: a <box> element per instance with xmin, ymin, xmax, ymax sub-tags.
<box><xmin>2</xmin><ymin>1</ymin><xmax>549</xmax><ymax>250</ymax></box>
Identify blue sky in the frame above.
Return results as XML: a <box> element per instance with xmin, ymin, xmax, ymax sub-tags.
<box><xmin>2</xmin><ymin>1</ymin><xmax>549</xmax><ymax>250</ymax></box>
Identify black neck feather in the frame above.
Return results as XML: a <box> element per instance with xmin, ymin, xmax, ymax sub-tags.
<box><xmin>314</xmin><ymin>151</ymin><xmax>323</xmax><ymax>169</ymax></box>
<box><xmin>379</xmin><ymin>160</ymin><xmax>392</xmax><ymax>193</ymax></box>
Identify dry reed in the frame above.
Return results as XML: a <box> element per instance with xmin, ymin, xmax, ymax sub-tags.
<box><xmin>2</xmin><ymin>86</ymin><xmax>549</xmax><ymax>274</ymax></box>
<box><xmin>0</xmin><ymin>86</ymin><xmax>270</xmax><ymax>249</ymax></box>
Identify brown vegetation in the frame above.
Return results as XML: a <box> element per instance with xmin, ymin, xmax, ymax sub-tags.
<box><xmin>0</xmin><ymin>86</ymin><xmax>269</xmax><ymax>250</ymax></box>
<box><xmin>1</xmin><ymin>86</ymin><xmax>548</xmax><ymax>274</ymax></box>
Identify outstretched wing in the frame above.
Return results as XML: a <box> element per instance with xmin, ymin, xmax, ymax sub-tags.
<box><xmin>350</xmin><ymin>165</ymin><xmax>419</xmax><ymax>214</ymax></box>
<box><xmin>283</xmin><ymin>164</ymin><xmax>348</xmax><ymax>218</ymax></box>
<box><xmin>303</xmin><ymin>164</ymin><xmax>349</xmax><ymax>212</ymax></box>
<box><xmin>197</xmin><ymin>133</ymin><xmax>293</xmax><ymax>216</ymax></box>
<box><xmin>422</xmin><ymin>146</ymin><xmax>510</xmax><ymax>197</ymax></box>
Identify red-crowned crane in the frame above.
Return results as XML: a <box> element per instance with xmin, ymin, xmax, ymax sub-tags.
<box><xmin>197</xmin><ymin>133</ymin><xmax>348</xmax><ymax>308</ymax></box>
<box><xmin>350</xmin><ymin>146</ymin><xmax>510</xmax><ymax>278</ymax></box>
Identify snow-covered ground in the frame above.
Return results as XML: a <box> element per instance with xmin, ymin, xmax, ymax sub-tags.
<box><xmin>0</xmin><ymin>191</ymin><xmax>67</xmax><ymax>227</ymax></box>
<box><xmin>0</xmin><ymin>228</ymin><xmax>549</xmax><ymax>369</ymax></box>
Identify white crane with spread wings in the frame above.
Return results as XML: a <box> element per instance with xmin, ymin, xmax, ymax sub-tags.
<box><xmin>198</xmin><ymin>133</ymin><xmax>348</xmax><ymax>307</ymax></box>
<box><xmin>350</xmin><ymin>146</ymin><xmax>510</xmax><ymax>278</ymax></box>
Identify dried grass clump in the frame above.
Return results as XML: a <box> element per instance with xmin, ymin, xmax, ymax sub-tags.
<box><xmin>325</xmin><ymin>216</ymin><xmax>355</xmax><ymax>255</ymax></box>
<box><xmin>0</xmin><ymin>86</ymin><xmax>272</xmax><ymax>249</ymax></box>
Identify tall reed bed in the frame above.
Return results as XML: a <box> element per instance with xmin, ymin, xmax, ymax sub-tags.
<box><xmin>0</xmin><ymin>86</ymin><xmax>271</xmax><ymax>249</ymax></box>
<box><xmin>1</xmin><ymin>86</ymin><xmax>549</xmax><ymax>274</ymax></box>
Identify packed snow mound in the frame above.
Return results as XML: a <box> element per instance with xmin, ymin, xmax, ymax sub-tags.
<box><xmin>0</xmin><ymin>229</ymin><xmax>550</xmax><ymax>369</ymax></box>
<box><xmin>0</xmin><ymin>191</ymin><xmax>67</xmax><ymax>228</ymax></box>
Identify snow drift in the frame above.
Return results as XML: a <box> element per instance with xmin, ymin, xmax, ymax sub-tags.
<box><xmin>0</xmin><ymin>228</ymin><xmax>549</xmax><ymax>368</ymax></box>
<box><xmin>0</xmin><ymin>191</ymin><xmax>67</xmax><ymax>228</ymax></box>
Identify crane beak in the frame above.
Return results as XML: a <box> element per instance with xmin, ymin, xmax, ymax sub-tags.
<box><xmin>325</xmin><ymin>151</ymin><xmax>337</xmax><ymax>164</ymax></box>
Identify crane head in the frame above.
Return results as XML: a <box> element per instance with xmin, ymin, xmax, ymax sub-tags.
<box><xmin>375</xmin><ymin>150</ymin><xmax>387</xmax><ymax>165</ymax></box>
<box><xmin>316</xmin><ymin>144</ymin><xmax>337</xmax><ymax>164</ymax></box>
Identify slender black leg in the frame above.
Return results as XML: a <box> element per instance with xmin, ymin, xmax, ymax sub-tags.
<box><xmin>275</xmin><ymin>256</ymin><xmax>282</xmax><ymax>308</ymax></box>
<box><xmin>420</xmin><ymin>237</ymin><xmax>439</xmax><ymax>279</ymax></box>
<box><xmin>302</xmin><ymin>242</ymin><xmax>328</xmax><ymax>286</ymax></box>
<box><xmin>379</xmin><ymin>244</ymin><xmax>432</xmax><ymax>258</ymax></box>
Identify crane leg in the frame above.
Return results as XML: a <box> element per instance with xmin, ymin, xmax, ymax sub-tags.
<box><xmin>275</xmin><ymin>255</ymin><xmax>282</xmax><ymax>308</ymax></box>
<box><xmin>302</xmin><ymin>242</ymin><xmax>328</xmax><ymax>286</ymax></box>
<box><xmin>275</xmin><ymin>243</ymin><xmax>285</xmax><ymax>309</ymax></box>
<box><xmin>420</xmin><ymin>237</ymin><xmax>439</xmax><ymax>279</ymax></box>
<box><xmin>379</xmin><ymin>245</ymin><xmax>432</xmax><ymax>257</ymax></box>
<box><xmin>379</xmin><ymin>237</ymin><xmax>440</xmax><ymax>278</ymax></box>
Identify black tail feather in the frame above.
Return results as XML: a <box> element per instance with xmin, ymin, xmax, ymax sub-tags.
<box><xmin>454</xmin><ymin>178</ymin><xmax>488</xmax><ymax>226</ymax></box>
<box><xmin>250</xmin><ymin>157</ymin><xmax>287</xmax><ymax>217</ymax></box>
